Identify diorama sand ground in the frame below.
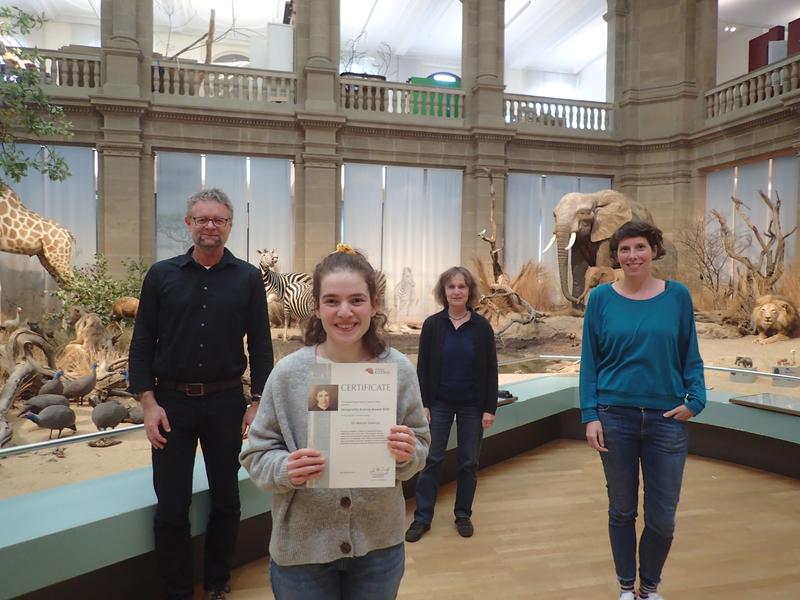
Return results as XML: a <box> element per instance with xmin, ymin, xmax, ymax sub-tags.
<box><xmin>1</xmin><ymin>318</ymin><xmax>798</xmax><ymax>500</ymax></box>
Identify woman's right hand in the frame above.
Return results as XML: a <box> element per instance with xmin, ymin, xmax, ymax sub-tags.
<box><xmin>585</xmin><ymin>420</ymin><xmax>608</xmax><ymax>452</ymax></box>
<box><xmin>287</xmin><ymin>448</ymin><xmax>325</xmax><ymax>485</ymax></box>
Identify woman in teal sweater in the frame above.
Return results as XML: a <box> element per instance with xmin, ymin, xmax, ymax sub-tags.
<box><xmin>580</xmin><ymin>221</ymin><xmax>706</xmax><ymax>600</ymax></box>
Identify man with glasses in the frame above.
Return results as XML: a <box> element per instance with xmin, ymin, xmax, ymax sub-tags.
<box><xmin>129</xmin><ymin>188</ymin><xmax>273</xmax><ymax>600</ymax></box>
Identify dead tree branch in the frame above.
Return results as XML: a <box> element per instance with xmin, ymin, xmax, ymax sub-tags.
<box><xmin>481</xmin><ymin>284</ymin><xmax>546</xmax><ymax>336</ymax></box>
<box><xmin>477</xmin><ymin>168</ymin><xmax>504</xmax><ymax>282</ymax></box>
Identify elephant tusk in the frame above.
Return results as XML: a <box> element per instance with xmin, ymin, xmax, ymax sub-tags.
<box><xmin>564</xmin><ymin>231</ymin><xmax>577</xmax><ymax>251</ymax></box>
<box><xmin>542</xmin><ymin>234</ymin><xmax>556</xmax><ymax>253</ymax></box>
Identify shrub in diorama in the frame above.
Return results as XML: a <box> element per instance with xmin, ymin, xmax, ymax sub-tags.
<box><xmin>51</xmin><ymin>254</ymin><xmax>148</xmax><ymax>325</ymax></box>
<box><xmin>675</xmin><ymin>215</ymin><xmax>749</xmax><ymax>310</ymax></box>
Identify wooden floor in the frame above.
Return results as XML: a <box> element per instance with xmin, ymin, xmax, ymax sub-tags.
<box><xmin>203</xmin><ymin>439</ymin><xmax>800</xmax><ymax>599</ymax></box>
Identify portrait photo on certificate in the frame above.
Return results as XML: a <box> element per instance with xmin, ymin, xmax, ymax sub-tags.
<box><xmin>307</xmin><ymin>362</ymin><xmax>398</xmax><ymax>488</ymax></box>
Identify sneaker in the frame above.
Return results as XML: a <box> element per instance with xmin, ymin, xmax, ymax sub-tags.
<box><xmin>405</xmin><ymin>521</ymin><xmax>430</xmax><ymax>542</ymax></box>
<box><xmin>454</xmin><ymin>516</ymin><xmax>474</xmax><ymax>537</ymax></box>
<box><xmin>619</xmin><ymin>593</ymin><xmax>635</xmax><ymax>600</ymax></box>
<box><xmin>641</xmin><ymin>594</ymin><xmax>664</xmax><ymax>600</ymax></box>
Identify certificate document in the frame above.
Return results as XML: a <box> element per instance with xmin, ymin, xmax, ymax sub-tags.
<box><xmin>307</xmin><ymin>361</ymin><xmax>397</xmax><ymax>488</ymax></box>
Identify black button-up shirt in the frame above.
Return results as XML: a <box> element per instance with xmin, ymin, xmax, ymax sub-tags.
<box><xmin>128</xmin><ymin>247</ymin><xmax>273</xmax><ymax>395</ymax></box>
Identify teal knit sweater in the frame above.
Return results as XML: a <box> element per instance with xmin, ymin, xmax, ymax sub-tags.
<box><xmin>579</xmin><ymin>281</ymin><xmax>706</xmax><ymax>423</ymax></box>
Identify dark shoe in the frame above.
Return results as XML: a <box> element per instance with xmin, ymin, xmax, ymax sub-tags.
<box><xmin>455</xmin><ymin>516</ymin><xmax>474</xmax><ymax>537</ymax></box>
<box><xmin>405</xmin><ymin>521</ymin><xmax>430</xmax><ymax>542</ymax></box>
<box><xmin>204</xmin><ymin>584</ymin><xmax>231</xmax><ymax>600</ymax></box>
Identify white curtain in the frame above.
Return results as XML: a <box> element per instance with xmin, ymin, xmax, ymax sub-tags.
<box><xmin>705</xmin><ymin>168</ymin><xmax>735</xmax><ymax>221</ymax></box>
<box><xmin>155</xmin><ymin>152</ymin><xmax>201</xmax><ymax>260</ymax></box>
<box><xmin>383</xmin><ymin>167</ymin><xmax>462</xmax><ymax>320</ymax></box>
<box><xmin>771</xmin><ymin>155</ymin><xmax>799</xmax><ymax>263</ymax></box>
<box><xmin>249</xmin><ymin>158</ymin><xmax>293</xmax><ymax>270</ymax></box>
<box><xmin>342</xmin><ymin>164</ymin><xmax>462</xmax><ymax>321</ymax></box>
<box><xmin>0</xmin><ymin>144</ymin><xmax>96</xmax><ymax>317</ymax></box>
<box><xmin>341</xmin><ymin>163</ymin><xmax>384</xmax><ymax>265</ymax></box>
<box><xmin>155</xmin><ymin>152</ymin><xmax>293</xmax><ymax>267</ymax></box>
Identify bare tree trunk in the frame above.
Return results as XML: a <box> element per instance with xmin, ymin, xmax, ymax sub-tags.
<box><xmin>477</xmin><ymin>168</ymin><xmax>504</xmax><ymax>282</ymax></box>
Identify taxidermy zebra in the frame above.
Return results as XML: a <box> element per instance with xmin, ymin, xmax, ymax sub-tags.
<box><xmin>394</xmin><ymin>266</ymin><xmax>416</xmax><ymax>316</ymax></box>
<box><xmin>257</xmin><ymin>248</ymin><xmax>314</xmax><ymax>341</ymax></box>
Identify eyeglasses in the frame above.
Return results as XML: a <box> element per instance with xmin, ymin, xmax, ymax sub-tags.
<box><xmin>190</xmin><ymin>217</ymin><xmax>231</xmax><ymax>227</ymax></box>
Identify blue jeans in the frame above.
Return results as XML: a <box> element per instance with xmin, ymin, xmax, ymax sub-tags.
<box><xmin>598</xmin><ymin>404</ymin><xmax>689</xmax><ymax>588</ymax></box>
<box><xmin>413</xmin><ymin>403</ymin><xmax>483</xmax><ymax>523</ymax></box>
<box><xmin>269</xmin><ymin>543</ymin><xmax>405</xmax><ymax>600</ymax></box>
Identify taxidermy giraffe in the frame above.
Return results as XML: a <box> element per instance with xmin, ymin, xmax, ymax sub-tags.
<box><xmin>0</xmin><ymin>183</ymin><xmax>75</xmax><ymax>284</ymax></box>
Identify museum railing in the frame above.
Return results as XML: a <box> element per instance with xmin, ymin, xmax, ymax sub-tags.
<box><xmin>25</xmin><ymin>49</ymin><xmax>101</xmax><ymax>98</ymax></box>
<box><xmin>504</xmin><ymin>94</ymin><xmax>613</xmax><ymax>134</ymax></box>
<box><xmin>705</xmin><ymin>54</ymin><xmax>800</xmax><ymax>121</ymax></box>
<box><xmin>340</xmin><ymin>77</ymin><xmax>466</xmax><ymax>123</ymax></box>
<box><xmin>151</xmin><ymin>60</ymin><xmax>297</xmax><ymax>109</ymax></box>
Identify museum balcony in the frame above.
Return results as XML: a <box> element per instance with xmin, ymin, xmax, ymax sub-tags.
<box><xmin>704</xmin><ymin>52</ymin><xmax>800</xmax><ymax>125</ymax></box>
<box><xmin>28</xmin><ymin>46</ymin><xmax>616</xmax><ymax>139</ymax></box>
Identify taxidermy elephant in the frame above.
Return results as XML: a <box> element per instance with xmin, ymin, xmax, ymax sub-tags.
<box><xmin>543</xmin><ymin>190</ymin><xmax>654</xmax><ymax>305</ymax></box>
<box><xmin>576</xmin><ymin>266</ymin><xmax>623</xmax><ymax>306</ymax></box>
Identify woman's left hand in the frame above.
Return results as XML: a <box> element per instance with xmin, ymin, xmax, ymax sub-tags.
<box><xmin>663</xmin><ymin>405</ymin><xmax>694</xmax><ymax>421</ymax></box>
<box><xmin>387</xmin><ymin>425</ymin><xmax>417</xmax><ymax>462</ymax></box>
<box><xmin>482</xmin><ymin>412</ymin><xmax>495</xmax><ymax>429</ymax></box>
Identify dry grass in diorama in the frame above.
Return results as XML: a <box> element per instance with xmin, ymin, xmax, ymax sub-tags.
<box><xmin>471</xmin><ymin>258</ymin><xmax>558</xmax><ymax>314</ymax></box>
<box><xmin>777</xmin><ymin>258</ymin><xmax>800</xmax><ymax>309</ymax></box>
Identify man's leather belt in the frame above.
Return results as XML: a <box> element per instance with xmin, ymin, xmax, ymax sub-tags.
<box><xmin>157</xmin><ymin>377</ymin><xmax>242</xmax><ymax>397</ymax></box>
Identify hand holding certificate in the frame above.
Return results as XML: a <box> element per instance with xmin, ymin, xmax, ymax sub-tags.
<box><xmin>307</xmin><ymin>362</ymin><xmax>400</xmax><ymax>488</ymax></box>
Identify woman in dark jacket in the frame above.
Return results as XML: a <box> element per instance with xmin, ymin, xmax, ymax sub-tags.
<box><xmin>405</xmin><ymin>266</ymin><xmax>498</xmax><ymax>542</ymax></box>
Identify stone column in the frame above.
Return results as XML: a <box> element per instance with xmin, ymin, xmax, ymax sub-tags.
<box><xmin>293</xmin><ymin>0</ymin><xmax>342</xmax><ymax>271</ymax></box>
<box><xmin>97</xmin><ymin>0</ymin><xmax>152</xmax><ymax>272</ymax></box>
<box><xmin>461</xmin><ymin>1</ymin><xmax>511</xmax><ymax>271</ymax></box>
<box><xmin>614</xmin><ymin>0</ymin><xmax>718</xmax><ymax>242</ymax></box>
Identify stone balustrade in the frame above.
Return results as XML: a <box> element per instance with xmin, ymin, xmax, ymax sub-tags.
<box><xmin>705</xmin><ymin>54</ymin><xmax>800</xmax><ymax>120</ymax></box>
<box><xmin>504</xmin><ymin>94</ymin><xmax>612</xmax><ymax>132</ymax></box>
<box><xmin>152</xmin><ymin>61</ymin><xmax>297</xmax><ymax>105</ymax></box>
<box><xmin>32</xmin><ymin>49</ymin><xmax>101</xmax><ymax>93</ymax></box>
<box><xmin>340</xmin><ymin>77</ymin><xmax>466</xmax><ymax>121</ymax></box>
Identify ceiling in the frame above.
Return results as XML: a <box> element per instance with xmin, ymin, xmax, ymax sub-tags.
<box><xmin>5</xmin><ymin>1</ymin><xmax>800</xmax><ymax>75</ymax></box>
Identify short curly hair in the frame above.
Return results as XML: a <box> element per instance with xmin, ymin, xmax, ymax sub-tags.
<box><xmin>609</xmin><ymin>221</ymin><xmax>666</xmax><ymax>260</ymax></box>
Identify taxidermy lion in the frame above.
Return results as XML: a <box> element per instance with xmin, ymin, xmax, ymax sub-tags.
<box><xmin>751</xmin><ymin>294</ymin><xmax>800</xmax><ymax>344</ymax></box>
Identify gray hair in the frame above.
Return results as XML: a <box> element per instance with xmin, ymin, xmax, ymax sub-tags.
<box><xmin>185</xmin><ymin>188</ymin><xmax>234</xmax><ymax>219</ymax></box>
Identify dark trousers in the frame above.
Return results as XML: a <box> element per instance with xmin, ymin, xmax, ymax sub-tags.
<box><xmin>152</xmin><ymin>388</ymin><xmax>246</xmax><ymax>600</ymax></box>
<box><xmin>413</xmin><ymin>403</ymin><xmax>483</xmax><ymax>524</ymax></box>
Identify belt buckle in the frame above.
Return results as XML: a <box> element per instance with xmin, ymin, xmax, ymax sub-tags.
<box><xmin>185</xmin><ymin>383</ymin><xmax>204</xmax><ymax>396</ymax></box>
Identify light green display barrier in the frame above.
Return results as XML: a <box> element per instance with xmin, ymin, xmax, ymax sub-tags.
<box><xmin>1</xmin><ymin>376</ymin><xmax>797</xmax><ymax>599</ymax></box>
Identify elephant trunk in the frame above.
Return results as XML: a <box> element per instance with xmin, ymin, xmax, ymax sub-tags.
<box><xmin>557</xmin><ymin>229</ymin><xmax>579</xmax><ymax>304</ymax></box>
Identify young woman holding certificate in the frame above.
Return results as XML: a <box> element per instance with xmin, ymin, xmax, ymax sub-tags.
<box><xmin>405</xmin><ymin>266</ymin><xmax>498</xmax><ymax>542</ymax></box>
<box><xmin>241</xmin><ymin>245</ymin><xmax>430</xmax><ymax>600</ymax></box>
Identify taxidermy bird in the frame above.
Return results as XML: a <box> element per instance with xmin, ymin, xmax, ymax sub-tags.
<box><xmin>91</xmin><ymin>401</ymin><xmax>129</xmax><ymax>431</ymax></box>
<box><xmin>123</xmin><ymin>403</ymin><xmax>144</xmax><ymax>425</ymax></box>
<box><xmin>39</xmin><ymin>370</ymin><xmax>64</xmax><ymax>395</ymax></box>
<box><xmin>63</xmin><ymin>363</ymin><xmax>97</xmax><ymax>405</ymax></box>
<box><xmin>23</xmin><ymin>405</ymin><xmax>77</xmax><ymax>439</ymax></box>
<box><xmin>18</xmin><ymin>394</ymin><xmax>69</xmax><ymax>416</ymax></box>
<box><xmin>0</xmin><ymin>307</ymin><xmax>23</xmax><ymax>330</ymax></box>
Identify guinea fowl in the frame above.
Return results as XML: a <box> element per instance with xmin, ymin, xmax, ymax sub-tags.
<box><xmin>91</xmin><ymin>401</ymin><xmax>129</xmax><ymax>431</ymax></box>
<box><xmin>62</xmin><ymin>363</ymin><xmax>97</xmax><ymax>405</ymax></box>
<box><xmin>39</xmin><ymin>370</ymin><xmax>64</xmax><ymax>395</ymax></box>
<box><xmin>19</xmin><ymin>394</ymin><xmax>69</xmax><ymax>416</ymax></box>
<box><xmin>123</xmin><ymin>403</ymin><xmax>144</xmax><ymax>425</ymax></box>
<box><xmin>23</xmin><ymin>405</ymin><xmax>77</xmax><ymax>439</ymax></box>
